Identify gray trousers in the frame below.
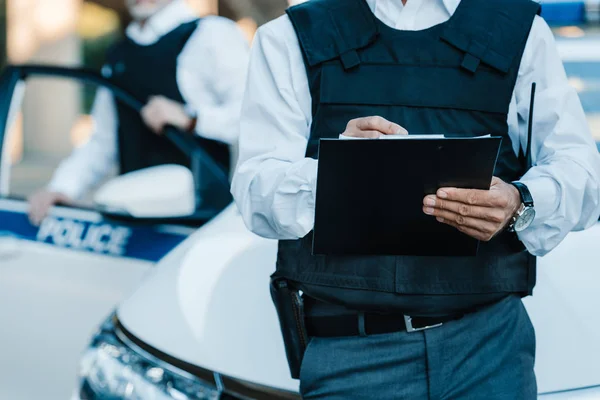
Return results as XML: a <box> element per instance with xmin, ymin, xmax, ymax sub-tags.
<box><xmin>299</xmin><ymin>295</ymin><xmax>537</xmax><ymax>399</ymax></box>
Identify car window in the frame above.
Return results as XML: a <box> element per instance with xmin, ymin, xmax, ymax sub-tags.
<box><xmin>563</xmin><ymin>61</ymin><xmax>600</xmax><ymax>148</ymax></box>
<box><xmin>5</xmin><ymin>77</ymin><xmax>116</xmax><ymax>202</ymax></box>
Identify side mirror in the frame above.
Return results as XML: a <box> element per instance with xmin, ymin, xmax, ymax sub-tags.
<box><xmin>94</xmin><ymin>165</ymin><xmax>195</xmax><ymax>218</ymax></box>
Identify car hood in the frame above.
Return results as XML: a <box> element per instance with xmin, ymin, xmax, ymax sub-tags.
<box><xmin>117</xmin><ymin>206</ymin><xmax>600</xmax><ymax>394</ymax></box>
<box><xmin>117</xmin><ymin>205</ymin><xmax>297</xmax><ymax>392</ymax></box>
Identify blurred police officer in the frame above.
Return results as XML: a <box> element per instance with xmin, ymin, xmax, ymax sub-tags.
<box><xmin>232</xmin><ymin>0</ymin><xmax>600</xmax><ymax>398</ymax></box>
<box><xmin>28</xmin><ymin>0</ymin><xmax>248</xmax><ymax>224</ymax></box>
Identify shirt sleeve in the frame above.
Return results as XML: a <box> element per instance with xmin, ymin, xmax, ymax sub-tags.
<box><xmin>513</xmin><ymin>16</ymin><xmax>600</xmax><ymax>256</ymax></box>
<box><xmin>177</xmin><ymin>16</ymin><xmax>250</xmax><ymax>146</ymax></box>
<box><xmin>48</xmin><ymin>88</ymin><xmax>118</xmax><ymax>200</ymax></box>
<box><xmin>231</xmin><ymin>17</ymin><xmax>318</xmax><ymax>240</ymax></box>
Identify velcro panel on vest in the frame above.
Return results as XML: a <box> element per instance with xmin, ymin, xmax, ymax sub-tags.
<box><xmin>441</xmin><ymin>0</ymin><xmax>541</xmax><ymax>74</ymax></box>
<box><xmin>286</xmin><ymin>0</ymin><xmax>379</xmax><ymax>70</ymax></box>
<box><xmin>318</xmin><ymin>64</ymin><xmax>510</xmax><ymax>114</ymax></box>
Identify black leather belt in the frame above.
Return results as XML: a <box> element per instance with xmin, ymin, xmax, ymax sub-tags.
<box><xmin>306</xmin><ymin>312</ymin><xmax>464</xmax><ymax>337</ymax></box>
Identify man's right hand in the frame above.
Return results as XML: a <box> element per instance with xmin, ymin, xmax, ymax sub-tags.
<box><xmin>342</xmin><ymin>116</ymin><xmax>408</xmax><ymax>138</ymax></box>
<box><xmin>27</xmin><ymin>190</ymin><xmax>73</xmax><ymax>226</ymax></box>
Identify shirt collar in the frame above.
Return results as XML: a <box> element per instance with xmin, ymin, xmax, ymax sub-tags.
<box><xmin>126</xmin><ymin>0</ymin><xmax>197</xmax><ymax>45</ymax></box>
<box><xmin>442</xmin><ymin>0</ymin><xmax>460</xmax><ymax>15</ymax></box>
<box><xmin>365</xmin><ymin>0</ymin><xmax>459</xmax><ymax>15</ymax></box>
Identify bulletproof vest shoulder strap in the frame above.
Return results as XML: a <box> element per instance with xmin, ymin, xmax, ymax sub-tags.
<box><xmin>440</xmin><ymin>0</ymin><xmax>541</xmax><ymax>74</ymax></box>
<box><xmin>169</xmin><ymin>18</ymin><xmax>202</xmax><ymax>52</ymax></box>
<box><xmin>286</xmin><ymin>0</ymin><xmax>379</xmax><ymax>70</ymax></box>
<box><xmin>103</xmin><ymin>18</ymin><xmax>201</xmax><ymax>64</ymax></box>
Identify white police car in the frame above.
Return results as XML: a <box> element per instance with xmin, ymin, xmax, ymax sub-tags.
<box><xmin>0</xmin><ymin>66</ymin><xmax>227</xmax><ymax>399</ymax></box>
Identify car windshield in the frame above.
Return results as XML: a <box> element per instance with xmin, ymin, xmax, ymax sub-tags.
<box><xmin>563</xmin><ymin>61</ymin><xmax>600</xmax><ymax>148</ymax></box>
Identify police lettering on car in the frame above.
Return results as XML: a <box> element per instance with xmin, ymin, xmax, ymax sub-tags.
<box><xmin>232</xmin><ymin>0</ymin><xmax>600</xmax><ymax>398</ymax></box>
<box><xmin>36</xmin><ymin>217</ymin><xmax>131</xmax><ymax>256</ymax></box>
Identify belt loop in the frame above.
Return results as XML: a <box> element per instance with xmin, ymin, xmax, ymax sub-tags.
<box><xmin>358</xmin><ymin>312</ymin><xmax>367</xmax><ymax>337</ymax></box>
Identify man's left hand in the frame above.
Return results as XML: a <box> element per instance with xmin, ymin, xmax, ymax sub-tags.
<box><xmin>423</xmin><ymin>177</ymin><xmax>522</xmax><ymax>241</ymax></box>
<box><xmin>141</xmin><ymin>96</ymin><xmax>192</xmax><ymax>134</ymax></box>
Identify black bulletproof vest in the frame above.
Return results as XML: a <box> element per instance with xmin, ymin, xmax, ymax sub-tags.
<box><xmin>104</xmin><ymin>20</ymin><xmax>230</xmax><ymax>177</ymax></box>
<box><xmin>275</xmin><ymin>0</ymin><xmax>541</xmax><ymax>315</ymax></box>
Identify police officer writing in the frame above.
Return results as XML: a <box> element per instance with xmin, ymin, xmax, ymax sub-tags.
<box><xmin>232</xmin><ymin>0</ymin><xmax>600</xmax><ymax>398</ymax></box>
<box><xmin>28</xmin><ymin>0</ymin><xmax>249</xmax><ymax>225</ymax></box>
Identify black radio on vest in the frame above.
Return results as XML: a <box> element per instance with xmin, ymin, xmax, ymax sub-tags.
<box><xmin>102</xmin><ymin>20</ymin><xmax>231</xmax><ymax>195</ymax></box>
<box><xmin>273</xmin><ymin>0</ymin><xmax>541</xmax><ymax>318</ymax></box>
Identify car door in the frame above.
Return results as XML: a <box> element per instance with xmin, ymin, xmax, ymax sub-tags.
<box><xmin>0</xmin><ymin>65</ymin><xmax>228</xmax><ymax>400</ymax></box>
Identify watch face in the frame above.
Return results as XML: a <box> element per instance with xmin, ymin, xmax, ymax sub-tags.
<box><xmin>515</xmin><ymin>207</ymin><xmax>536</xmax><ymax>232</ymax></box>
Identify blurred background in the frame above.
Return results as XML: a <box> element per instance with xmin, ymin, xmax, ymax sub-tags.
<box><xmin>0</xmin><ymin>0</ymin><xmax>289</xmax><ymax>200</ymax></box>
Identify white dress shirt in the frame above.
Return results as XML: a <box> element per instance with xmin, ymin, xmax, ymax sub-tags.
<box><xmin>49</xmin><ymin>0</ymin><xmax>249</xmax><ymax>200</ymax></box>
<box><xmin>232</xmin><ymin>0</ymin><xmax>600</xmax><ymax>257</ymax></box>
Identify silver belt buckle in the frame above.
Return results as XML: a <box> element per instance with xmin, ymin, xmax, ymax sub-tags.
<box><xmin>404</xmin><ymin>315</ymin><xmax>443</xmax><ymax>333</ymax></box>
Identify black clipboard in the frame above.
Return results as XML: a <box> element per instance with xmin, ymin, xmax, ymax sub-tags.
<box><xmin>312</xmin><ymin>136</ymin><xmax>502</xmax><ymax>257</ymax></box>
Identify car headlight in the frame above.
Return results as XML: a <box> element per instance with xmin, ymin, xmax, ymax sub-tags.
<box><xmin>78</xmin><ymin>315</ymin><xmax>220</xmax><ymax>400</ymax></box>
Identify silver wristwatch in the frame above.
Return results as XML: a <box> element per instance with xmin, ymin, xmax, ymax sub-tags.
<box><xmin>508</xmin><ymin>182</ymin><xmax>536</xmax><ymax>233</ymax></box>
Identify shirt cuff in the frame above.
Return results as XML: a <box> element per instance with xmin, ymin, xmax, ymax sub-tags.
<box><xmin>517</xmin><ymin>175</ymin><xmax>561</xmax><ymax>227</ymax></box>
<box><xmin>271</xmin><ymin>158</ymin><xmax>319</xmax><ymax>238</ymax></box>
<box><xmin>514</xmin><ymin>176</ymin><xmax>562</xmax><ymax>256</ymax></box>
<box><xmin>289</xmin><ymin>158</ymin><xmax>318</xmax><ymax>235</ymax></box>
